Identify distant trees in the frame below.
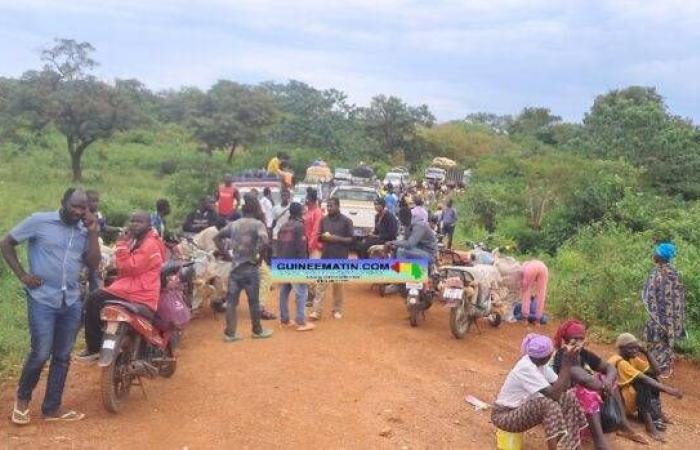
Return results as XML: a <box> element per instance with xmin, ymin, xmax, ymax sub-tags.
<box><xmin>4</xmin><ymin>39</ymin><xmax>141</xmax><ymax>181</ymax></box>
<box><xmin>186</xmin><ymin>81</ymin><xmax>277</xmax><ymax>163</ymax></box>
<box><xmin>584</xmin><ymin>86</ymin><xmax>700</xmax><ymax>198</ymax></box>
<box><xmin>360</xmin><ymin>95</ymin><xmax>435</xmax><ymax>165</ymax></box>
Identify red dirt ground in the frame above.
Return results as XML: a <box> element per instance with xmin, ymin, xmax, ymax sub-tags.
<box><xmin>2</xmin><ymin>284</ymin><xmax>698</xmax><ymax>449</ymax></box>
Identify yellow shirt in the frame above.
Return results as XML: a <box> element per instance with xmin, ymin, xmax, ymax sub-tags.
<box><xmin>608</xmin><ymin>354</ymin><xmax>650</xmax><ymax>415</ymax></box>
<box><xmin>267</xmin><ymin>157</ymin><xmax>280</xmax><ymax>174</ymax></box>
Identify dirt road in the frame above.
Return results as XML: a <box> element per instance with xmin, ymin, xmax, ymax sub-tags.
<box><xmin>2</xmin><ymin>285</ymin><xmax>699</xmax><ymax>449</ymax></box>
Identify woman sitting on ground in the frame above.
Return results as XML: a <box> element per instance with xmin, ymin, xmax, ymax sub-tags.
<box><xmin>609</xmin><ymin>332</ymin><xmax>683</xmax><ymax>442</ymax></box>
<box><xmin>492</xmin><ymin>333</ymin><xmax>587</xmax><ymax>450</ymax></box>
<box><xmin>551</xmin><ymin>320</ymin><xmax>647</xmax><ymax>448</ymax></box>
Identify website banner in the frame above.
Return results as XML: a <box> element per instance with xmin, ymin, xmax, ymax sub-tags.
<box><xmin>270</xmin><ymin>259</ymin><xmax>429</xmax><ymax>283</ymax></box>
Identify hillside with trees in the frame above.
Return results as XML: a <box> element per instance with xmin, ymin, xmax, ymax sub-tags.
<box><xmin>2</xmin><ymin>39</ymin><xmax>700</xmax><ymax>375</ymax></box>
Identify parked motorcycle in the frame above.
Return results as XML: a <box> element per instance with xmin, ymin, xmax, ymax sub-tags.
<box><xmin>97</xmin><ymin>261</ymin><xmax>192</xmax><ymax>413</ymax></box>
<box><xmin>405</xmin><ymin>267</ymin><xmax>440</xmax><ymax>327</ymax></box>
<box><xmin>438</xmin><ymin>265</ymin><xmax>502</xmax><ymax>339</ymax></box>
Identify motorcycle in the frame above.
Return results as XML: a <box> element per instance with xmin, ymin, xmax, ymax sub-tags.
<box><xmin>97</xmin><ymin>261</ymin><xmax>192</xmax><ymax>413</ymax></box>
<box><xmin>405</xmin><ymin>265</ymin><xmax>440</xmax><ymax>327</ymax></box>
<box><xmin>438</xmin><ymin>265</ymin><xmax>503</xmax><ymax>339</ymax></box>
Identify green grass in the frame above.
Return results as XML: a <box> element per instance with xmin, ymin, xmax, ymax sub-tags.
<box><xmin>0</xmin><ymin>126</ymin><xmax>233</xmax><ymax>380</ymax></box>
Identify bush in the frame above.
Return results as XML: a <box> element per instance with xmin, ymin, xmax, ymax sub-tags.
<box><xmin>549</xmin><ymin>222</ymin><xmax>700</xmax><ymax>338</ymax></box>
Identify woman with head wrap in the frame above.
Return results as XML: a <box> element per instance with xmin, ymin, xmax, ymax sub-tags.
<box><xmin>492</xmin><ymin>334</ymin><xmax>587</xmax><ymax>450</ymax></box>
<box><xmin>642</xmin><ymin>242</ymin><xmax>685</xmax><ymax>377</ymax></box>
<box><xmin>608</xmin><ymin>333</ymin><xmax>683</xmax><ymax>442</ymax></box>
<box><xmin>551</xmin><ymin>320</ymin><xmax>647</xmax><ymax>447</ymax></box>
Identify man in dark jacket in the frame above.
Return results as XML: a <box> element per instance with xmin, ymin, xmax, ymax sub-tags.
<box><xmin>183</xmin><ymin>196</ymin><xmax>220</xmax><ymax>234</ymax></box>
<box><xmin>387</xmin><ymin>211</ymin><xmax>438</xmax><ymax>262</ymax></box>
<box><xmin>276</xmin><ymin>203</ymin><xmax>315</xmax><ymax>331</ymax></box>
<box><xmin>356</xmin><ymin>198</ymin><xmax>399</xmax><ymax>258</ymax></box>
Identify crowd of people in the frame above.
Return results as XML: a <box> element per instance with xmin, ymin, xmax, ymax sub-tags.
<box><xmin>1</xmin><ymin>163</ymin><xmax>688</xmax><ymax>449</ymax></box>
<box><xmin>493</xmin><ymin>242</ymin><xmax>686</xmax><ymax>449</ymax></box>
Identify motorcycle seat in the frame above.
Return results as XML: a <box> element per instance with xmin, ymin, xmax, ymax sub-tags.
<box><xmin>104</xmin><ymin>299</ymin><xmax>156</xmax><ymax>321</ymax></box>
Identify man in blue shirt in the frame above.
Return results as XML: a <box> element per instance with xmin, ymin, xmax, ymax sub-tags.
<box><xmin>1</xmin><ymin>188</ymin><xmax>100</xmax><ymax>425</ymax></box>
<box><xmin>384</xmin><ymin>183</ymin><xmax>398</xmax><ymax>216</ymax></box>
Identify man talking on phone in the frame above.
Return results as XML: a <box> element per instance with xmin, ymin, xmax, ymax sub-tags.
<box><xmin>79</xmin><ymin>211</ymin><xmax>165</xmax><ymax>361</ymax></box>
<box><xmin>2</xmin><ymin>188</ymin><xmax>100</xmax><ymax>425</ymax></box>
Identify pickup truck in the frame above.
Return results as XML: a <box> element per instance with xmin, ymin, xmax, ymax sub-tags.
<box><xmin>329</xmin><ymin>185</ymin><xmax>380</xmax><ymax>238</ymax></box>
<box><xmin>424</xmin><ymin>167</ymin><xmax>447</xmax><ymax>183</ymax></box>
<box><xmin>232</xmin><ymin>172</ymin><xmax>283</xmax><ymax>205</ymax></box>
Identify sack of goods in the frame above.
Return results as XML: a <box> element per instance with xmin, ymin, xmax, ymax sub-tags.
<box><xmin>157</xmin><ymin>279</ymin><xmax>192</xmax><ymax>329</ymax></box>
<box><xmin>495</xmin><ymin>256</ymin><xmax>523</xmax><ymax>321</ymax></box>
<box><xmin>306</xmin><ymin>165</ymin><xmax>333</xmax><ymax>182</ymax></box>
<box><xmin>431</xmin><ymin>157</ymin><xmax>456</xmax><ymax>168</ymax></box>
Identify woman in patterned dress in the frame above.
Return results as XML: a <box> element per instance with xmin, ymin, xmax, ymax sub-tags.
<box><xmin>642</xmin><ymin>243</ymin><xmax>685</xmax><ymax>378</ymax></box>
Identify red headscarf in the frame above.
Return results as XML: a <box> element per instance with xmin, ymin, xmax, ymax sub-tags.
<box><xmin>553</xmin><ymin>319</ymin><xmax>586</xmax><ymax>349</ymax></box>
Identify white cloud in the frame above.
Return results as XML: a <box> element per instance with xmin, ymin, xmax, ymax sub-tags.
<box><xmin>0</xmin><ymin>0</ymin><xmax>699</xmax><ymax>121</ymax></box>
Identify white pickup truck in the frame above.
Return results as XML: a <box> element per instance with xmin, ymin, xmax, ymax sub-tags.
<box><xmin>329</xmin><ymin>185</ymin><xmax>380</xmax><ymax>238</ymax></box>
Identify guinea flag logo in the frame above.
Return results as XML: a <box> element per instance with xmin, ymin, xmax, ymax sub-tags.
<box><xmin>391</xmin><ymin>261</ymin><xmax>424</xmax><ymax>280</ymax></box>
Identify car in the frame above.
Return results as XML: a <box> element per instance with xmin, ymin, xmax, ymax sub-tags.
<box><xmin>292</xmin><ymin>182</ymin><xmax>329</xmax><ymax>204</ymax></box>
<box><xmin>329</xmin><ymin>185</ymin><xmax>381</xmax><ymax>238</ymax></box>
<box><xmin>232</xmin><ymin>172</ymin><xmax>283</xmax><ymax>205</ymax></box>
<box><xmin>334</xmin><ymin>168</ymin><xmax>352</xmax><ymax>184</ymax></box>
<box><xmin>424</xmin><ymin>167</ymin><xmax>447</xmax><ymax>183</ymax></box>
<box><xmin>383</xmin><ymin>171</ymin><xmax>410</xmax><ymax>188</ymax></box>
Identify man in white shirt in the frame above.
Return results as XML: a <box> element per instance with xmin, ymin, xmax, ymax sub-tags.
<box><xmin>271</xmin><ymin>188</ymin><xmax>291</xmax><ymax>244</ymax></box>
<box><xmin>260</xmin><ymin>187</ymin><xmax>274</xmax><ymax>235</ymax></box>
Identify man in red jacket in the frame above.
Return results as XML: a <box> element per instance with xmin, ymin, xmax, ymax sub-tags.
<box><xmin>79</xmin><ymin>211</ymin><xmax>166</xmax><ymax>361</ymax></box>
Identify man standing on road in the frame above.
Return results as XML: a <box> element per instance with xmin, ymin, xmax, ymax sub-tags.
<box><xmin>215</xmin><ymin>174</ymin><xmax>241</xmax><ymax>222</ymax></box>
<box><xmin>441</xmin><ymin>199</ymin><xmax>458</xmax><ymax>250</ymax></box>
<box><xmin>151</xmin><ymin>198</ymin><xmax>171</xmax><ymax>239</ymax></box>
<box><xmin>214</xmin><ymin>194</ymin><xmax>273</xmax><ymax>341</ymax></box>
<box><xmin>271</xmin><ymin>188</ymin><xmax>292</xmax><ymax>250</ymax></box>
<box><xmin>182</xmin><ymin>196</ymin><xmax>220</xmax><ymax>234</ymax></box>
<box><xmin>276</xmin><ymin>202</ymin><xmax>315</xmax><ymax>331</ymax></box>
<box><xmin>310</xmin><ymin>197</ymin><xmax>354</xmax><ymax>321</ymax></box>
<box><xmin>1</xmin><ymin>188</ymin><xmax>101</xmax><ymax>425</ymax></box>
<box><xmin>385</xmin><ymin>183</ymin><xmax>398</xmax><ymax>216</ymax></box>
<box><xmin>260</xmin><ymin>187</ymin><xmax>275</xmax><ymax>236</ymax></box>
<box><xmin>304</xmin><ymin>189</ymin><xmax>324</xmax><ymax>306</ymax></box>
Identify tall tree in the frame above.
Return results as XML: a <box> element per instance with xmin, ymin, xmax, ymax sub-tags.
<box><xmin>8</xmin><ymin>38</ymin><xmax>140</xmax><ymax>181</ymax></box>
<box><xmin>189</xmin><ymin>80</ymin><xmax>277</xmax><ymax>163</ymax></box>
<box><xmin>361</xmin><ymin>95</ymin><xmax>435</xmax><ymax>164</ymax></box>
<box><xmin>262</xmin><ymin>80</ymin><xmax>359</xmax><ymax>153</ymax></box>
<box><xmin>583</xmin><ymin>86</ymin><xmax>700</xmax><ymax>198</ymax></box>
<box><xmin>507</xmin><ymin>107</ymin><xmax>562</xmax><ymax>144</ymax></box>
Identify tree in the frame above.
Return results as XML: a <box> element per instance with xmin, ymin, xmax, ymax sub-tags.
<box><xmin>189</xmin><ymin>80</ymin><xmax>277</xmax><ymax>163</ymax></box>
<box><xmin>583</xmin><ymin>86</ymin><xmax>700</xmax><ymax>198</ymax></box>
<box><xmin>8</xmin><ymin>39</ymin><xmax>140</xmax><ymax>181</ymax></box>
<box><xmin>262</xmin><ymin>80</ymin><xmax>357</xmax><ymax>151</ymax></box>
<box><xmin>508</xmin><ymin>107</ymin><xmax>562</xmax><ymax>144</ymax></box>
<box><xmin>360</xmin><ymin>95</ymin><xmax>435</xmax><ymax>165</ymax></box>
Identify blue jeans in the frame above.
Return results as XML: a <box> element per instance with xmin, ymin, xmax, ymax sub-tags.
<box><xmin>17</xmin><ymin>298</ymin><xmax>82</xmax><ymax>415</ymax></box>
<box><xmin>278</xmin><ymin>283</ymin><xmax>308</xmax><ymax>325</ymax></box>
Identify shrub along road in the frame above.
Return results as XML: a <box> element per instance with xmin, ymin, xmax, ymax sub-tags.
<box><xmin>2</xmin><ymin>284</ymin><xmax>699</xmax><ymax>449</ymax></box>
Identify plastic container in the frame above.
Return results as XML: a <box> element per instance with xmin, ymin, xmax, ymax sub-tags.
<box><xmin>495</xmin><ymin>429</ymin><xmax>523</xmax><ymax>450</ymax></box>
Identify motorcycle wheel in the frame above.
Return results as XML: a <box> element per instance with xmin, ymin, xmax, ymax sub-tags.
<box><xmin>101</xmin><ymin>329</ymin><xmax>134</xmax><ymax>414</ymax></box>
<box><xmin>159</xmin><ymin>341</ymin><xmax>177</xmax><ymax>378</ymax></box>
<box><xmin>450</xmin><ymin>301</ymin><xmax>470</xmax><ymax>339</ymax></box>
<box><xmin>409</xmin><ymin>304</ymin><xmax>419</xmax><ymax>327</ymax></box>
<box><xmin>488</xmin><ymin>312</ymin><xmax>502</xmax><ymax>327</ymax></box>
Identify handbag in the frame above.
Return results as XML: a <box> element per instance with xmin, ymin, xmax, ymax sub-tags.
<box><xmin>600</xmin><ymin>394</ymin><xmax>623</xmax><ymax>433</ymax></box>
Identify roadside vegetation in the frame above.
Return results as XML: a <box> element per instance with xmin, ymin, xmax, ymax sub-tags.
<box><xmin>2</xmin><ymin>38</ymin><xmax>700</xmax><ymax>378</ymax></box>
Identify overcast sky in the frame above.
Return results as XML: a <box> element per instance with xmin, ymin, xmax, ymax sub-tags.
<box><xmin>1</xmin><ymin>0</ymin><xmax>699</xmax><ymax>122</ymax></box>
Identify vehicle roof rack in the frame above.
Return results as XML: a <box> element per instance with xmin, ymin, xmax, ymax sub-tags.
<box><xmin>232</xmin><ymin>170</ymin><xmax>281</xmax><ymax>181</ymax></box>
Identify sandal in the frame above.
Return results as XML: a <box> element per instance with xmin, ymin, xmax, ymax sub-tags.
<box><xmin>11</xmin><ymin>403</ymin><xmax>30</xmax><ymax>426</ymax></box>
<box><xmin>44</xmin><ymin>410</ymin><xmax>85</xmax><ymax>422</ymax></box>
